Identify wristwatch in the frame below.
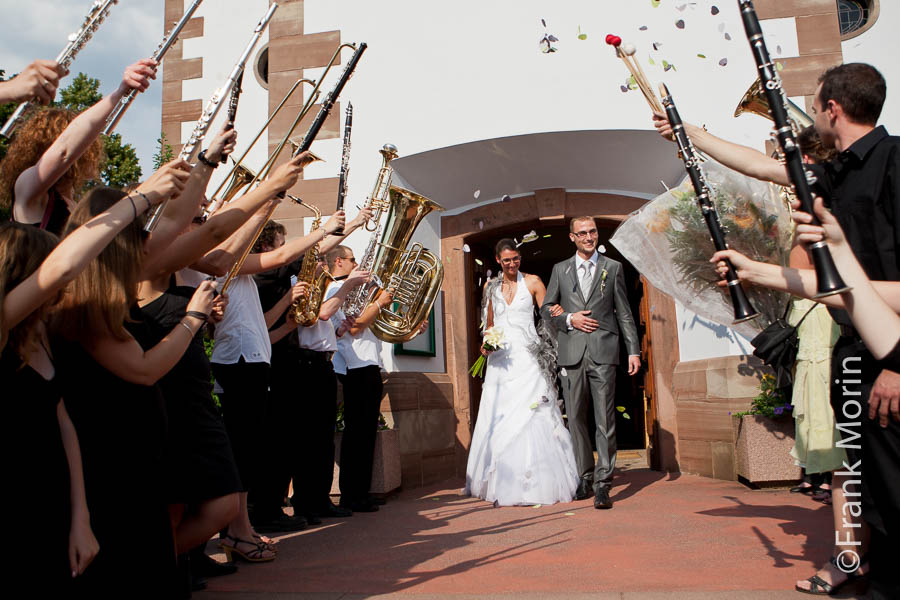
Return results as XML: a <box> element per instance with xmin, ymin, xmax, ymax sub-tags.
<box><xmin>197</xmin><ymin>150</ymin><xmax>218</xmax><ymax>168</ymax></box>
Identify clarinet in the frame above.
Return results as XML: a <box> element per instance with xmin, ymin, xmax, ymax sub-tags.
<box><xmin>0</xmin><ymin>0</ymin><xmax>119</xmax><ymax>138</ymax></box>
<box><xmin>144</xmin><ymin>3</ymin><xmax>278</xmax><ymax>232</ymax></box>
<box><xmin>291</xmin><ymin>44</ymin><xmax>367</xmax><ymax>159</ymax></box>
<box><xmin>220</xmin><ymin>68</ymin><xmax>244</xmax><ymax>163</ymax></box>
<box><xmin>103</xmin><ymin>0</ymin><xmax>204</xmax><ymax>135</ymax></box>
<box><xmin>659</xmin><ymin>83</ymin><xmax>759</xmax><ymax>323</ymax></box>
<box><xmin>333</xmin><ymin>102</ymin><xmax>353</xmax><ymax>235</ymax></box>
<box><xmin>737</xmin><ymin>0</ymin><xmax>849</xmax><ymax>297</ymax></box>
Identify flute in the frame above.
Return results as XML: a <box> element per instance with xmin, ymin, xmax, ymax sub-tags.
<box><xmin>144</xmin><ymin>3</ymin><xmax>278</xmax><ymax>232</ymax></box>
<box><xmin>0</xmin><ymin>0</ymin><xmax>119</xmax><ymax>138</ymax></box>
<box><xmin>737</xmin><ymin>0</ymin><xmax>849</xmax><ymax>297</ymax></box>
<box><xmin>103</xmin><ymin>0</ymin><xmax>204</xmax><ymax>135</ymax></box>
<box><xmin>659</xmin><ymin>83</ymin><xmax>759</xmax><ymax>323</ymax></box>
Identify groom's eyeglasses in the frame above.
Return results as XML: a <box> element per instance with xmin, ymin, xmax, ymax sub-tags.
<box><xmin>572</xmin><ymin>228</ymin><xmax>598</xmax><ymax>239</ymax></box>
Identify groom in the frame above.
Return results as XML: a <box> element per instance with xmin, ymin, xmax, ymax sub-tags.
<box><xmin>541</xmin><ymin>216</ymin><xmax>641</xmax><ymax>509</ymax></box>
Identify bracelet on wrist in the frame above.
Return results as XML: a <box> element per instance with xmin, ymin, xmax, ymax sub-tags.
<box><xmin>185</xmin><ymin>310</ymin><xmax>209</xmax><ymax>322</ymax></box>
<box><xmin>197</xmin><ymin>150</ymin><xmax>219</xmax><ymax>169</ymax></box>
<box><xmin>179</xmin><ymin>320</ymin><xmax>195</xmax><ymax>336</ymax></box>
<box><xmin>127</xmin><ymin>195</ymin><xmax>138</xmax><ymax>220</ymax></box>
<box><xmin>135</xmin><ymin>191</ymin><xmax>151</xmax><ymax>212</ymax></box>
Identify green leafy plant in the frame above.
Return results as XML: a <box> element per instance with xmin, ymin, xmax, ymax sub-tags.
<box><xmin>733</xmin><ymin>373</ymin><xmax>792</xmax><ymax>419</ymax></box>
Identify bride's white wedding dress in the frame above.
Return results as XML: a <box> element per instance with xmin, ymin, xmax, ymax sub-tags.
<box><xmin>465</xmin><ymin>271</ymin><xmax>578</xmax><ymax>506</ymax></box>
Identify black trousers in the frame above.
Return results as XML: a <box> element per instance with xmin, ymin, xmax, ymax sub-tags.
<box><xmin>289</xmin><ymin>357</ymin><xmax>339</xmax><ymax>513</ymax></box>
<box><xmin>830</xmin><ymin>337</ymin><xmax>900</xmax><ymax>599</ymax></box>
<box><xmin>211</xmin><ymin>358</ymin><xmax>270</xmax><ymax>494</ymax></box>
<box><xmin>337</xmin><ymin>365</ymin><xmax>383</xmax><ymax>504</ymax></box>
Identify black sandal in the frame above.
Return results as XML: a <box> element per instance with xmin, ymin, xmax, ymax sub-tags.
<box><xmin>795</xmin><ymin>556</ymin><xmax>865</xmax><ymax>596</ymax></box>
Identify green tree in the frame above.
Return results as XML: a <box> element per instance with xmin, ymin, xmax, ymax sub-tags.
<box><xmin>56</xmin><ymin>73</ymin><xmax>142</xmax><ymax>189</ymax></box>
<box><xmin>153</xmin><ymin>131</ymin><xmax>174</xmax><ymax>169</ymax></box>
<box><xmin>57</xmin><ymin>72</ymin><xmax>102</xmax><ymax>112</ymax></box>
<box><xmin>101</xmin><ymin>133</ymin><xmax>141</xmax><ymax>188</ymax></box>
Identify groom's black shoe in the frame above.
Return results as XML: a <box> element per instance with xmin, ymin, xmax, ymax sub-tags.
<box><xmin>594</xmin><ymin>488</ymin><xmax>613</xmax><ymax>510</ymax></box>
<box><xmin>574</xmin><ymin>480</ymin><xmax>594</xmax><ymax>501</ymax></box>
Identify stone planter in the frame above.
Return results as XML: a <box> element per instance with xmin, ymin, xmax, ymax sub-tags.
<box><xmin>732</xmin><ymin>415</ymin><xmax>801</xmax><ymax>485</ymax></box>
<box><xmin>331</xmin><ymin>428</ymin><xmax>402</xmax><ymax>496</ymax></box>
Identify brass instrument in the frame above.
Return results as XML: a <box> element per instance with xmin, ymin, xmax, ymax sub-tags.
<box><xmin>1</xmin><ymin>0</ymin><xmax>120</xmax><ymax>138</ymax></box>
<box><xmin>343</xmin><ymin>144</ymin><xmax>444</xmax><ymax>343</ymax></box>
<box><xmin>287</xmin><ymin>196</ymin><xmax>335</xmax><ymax>326</ymax></box>
<box><xmin>734</xmin><ymin>77</ymin><xmax>814</xmax><ymax>130</ymax></box>
<box><xmin>343</xmin><ymin>144</ymin><xmax>400</xmax><ymax>317</ymax></box>
<box><xmin>219</xmin><ymin>42</ymin><xmax>365</xmax><ymax>295</ymax></box>
<box><xmin>203</xmin><ymin>77</ymin><xmax>318</xmax><ymax>219</ymax></box>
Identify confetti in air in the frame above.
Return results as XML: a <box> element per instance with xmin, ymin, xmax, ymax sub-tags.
<box><xmin>697</xmin><ymin>53</ymin><xmax>706</xmax><ymax>58</ymax></box>
<box><xmin>577</xmin><ymin>25</ymin><xmax>587</xmax><ymax>40</ymax></box>
<box><xmin>651</xmin><ymin>0</ymin><xmax>660</xmax><ymax>6</ymax></box>
<box><xmin>711</xmin><ymin>5</ymin><xmax>720</xmax><ymax>15</ymax></box>
<box><xmin>539</xmin><ymin>18</ymin><xmax>559</xmax><ymax>53</ymax></box>
<box><xmin>473</xmin><ymin>189</ymin><xmax>480</xmax><ymax>199</ymax></box>
<box><xmin>675</xmin><ymin>19</ymin><xmax>685</xmax><ymax>29</ymax></box>
<box><xmin>474</xmin><ymin>258</ymin><xmax>483</xmax><ymax>266</ymax></box>
<box><xmin>639</xmin><ymin>25</ymin><xmax>648</xmax><ymax>31</ymax></box>
<box><xmin>462</xmin><ymin>244</ymin><xmax>471</xmax><ymax>253</ymax></box>
<box><xmin>719</xmin><ymin>57</ymin><xmax>728</xmax><ymax>66</ymax></box>
<box><xmin>724</xmin><ymin>32</ymin><xmax>732</xmax><ymax>40</ymax></box>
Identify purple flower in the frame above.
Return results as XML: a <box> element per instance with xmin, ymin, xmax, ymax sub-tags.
<box><xmin>773</xmin><ymin>406</ymin><xmax>784</xmax><ymax>416</ymax></box>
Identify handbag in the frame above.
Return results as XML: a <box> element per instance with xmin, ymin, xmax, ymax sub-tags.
<box><xmin>750</xmin><ymin>300</ymin><xmax>815</xmax><ymax>391</ymax></box>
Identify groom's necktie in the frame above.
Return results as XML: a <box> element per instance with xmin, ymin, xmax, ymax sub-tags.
<box><xmin>580</xmin><ymin>261</ymin><xmax>594</xmax><ymax>300</ymax></box>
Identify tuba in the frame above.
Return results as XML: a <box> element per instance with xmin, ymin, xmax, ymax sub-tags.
<box><xmin>735</xmin><ymin>77</ymin><xmax>813</xmax><ymax>130</ymax></box>
<box><xmin>288</xmin><ymin>196</ymin><xmax>335</xmax><ymax>326</ymax></box>
<box><xmin>343</xmin><ymin>145</ymin><xmax>444</xmax><ymax>343</ymax></box>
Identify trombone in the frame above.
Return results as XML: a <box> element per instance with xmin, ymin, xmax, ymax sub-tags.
<box><xmin>219</xmin><ymin>42</ymin><xmax>363</xmax><ymax>295</ymax></box>
<box><xmin>203</xmin><ymin>77</ymin><xmax>319</xmax><ymax>218</ymax></box>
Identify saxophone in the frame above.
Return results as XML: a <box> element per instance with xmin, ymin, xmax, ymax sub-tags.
<box><xmin>288</xmin><ymin>196</ymin><xmax>335</xmax><ymax>326</ymax></box>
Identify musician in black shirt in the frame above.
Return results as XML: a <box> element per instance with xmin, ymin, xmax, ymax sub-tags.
<box><xmin>655</xmin><ymin>63</ymin><xmax>899</xmax><ymax>599</ymax></box>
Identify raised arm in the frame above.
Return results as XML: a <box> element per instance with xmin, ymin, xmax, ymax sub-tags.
<box><xmin>238</xmin><ymin>211</ymin><xmax>345</xmax><ymax>275</ymax></box>
<box><xmin>86</xmin><ymin>281</ymin><xmax>216</xmax><ymax>385</ymax></box>
<box><xmin>2</xmin><ymin>160</ymin><xmax>188</xmax><ymax>333</ymax></box>
<box><xmin>318</xmin><ymin>267</ymin><xmax>371</xmax><ymax>320</ymax></box>
<box><xmin>143</xmin><ymin>126</ymin><xmax>237</xmax><ymax>259</ymax></box>
<box><xmin>652</xmin><ymin>111</ymin><xmax>790</xmax><ymax>186</ymax></box>
<box><xmin>13</xmin><ymin>59</ymin><xmax>157</xmax><ymax>221</ymax></box>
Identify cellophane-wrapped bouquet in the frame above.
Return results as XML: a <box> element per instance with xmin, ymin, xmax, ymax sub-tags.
<box><xmin>610</xmin><ymin>160</ymin><xmax>792</xmax><ymax>337</ymax></box>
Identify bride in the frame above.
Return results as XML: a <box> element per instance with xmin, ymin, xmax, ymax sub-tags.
<box><xmin>465</xmin><ymin>238</ymin><xmax>579</xmax><ymax>506</ymax></box>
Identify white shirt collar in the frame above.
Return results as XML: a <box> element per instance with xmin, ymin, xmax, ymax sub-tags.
<box><xmin>575</xmin><ymin>251</ymin><xmax>599</xmax><ymax>271</ymax></box>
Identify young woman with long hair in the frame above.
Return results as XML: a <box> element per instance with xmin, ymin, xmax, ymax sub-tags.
<box><xmin>0</xmin><ymin>58</ymin><xmax>156</xmax><ymax>235</ymax></box>
<box><xmin>0</xmin><ymin>160</ymin><xmax>187</xmax><ymax>591</ymax></box>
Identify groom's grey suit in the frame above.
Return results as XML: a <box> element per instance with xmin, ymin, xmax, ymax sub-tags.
<box><xmin>541</xmin><ymin>252</ymin><xmax>640</xmax><ymax>492</ymax></box>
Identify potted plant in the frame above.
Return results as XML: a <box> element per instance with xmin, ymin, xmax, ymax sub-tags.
<box><xmin>731</xmin><ymin>374</ymin><xmax>801</xmax><ymax>485</ymax></box>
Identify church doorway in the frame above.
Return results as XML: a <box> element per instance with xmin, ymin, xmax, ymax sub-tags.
<box><xmin>463</xmin><ymin>218</ymin><xmax>650</xmax><ymax>452</ymax></box>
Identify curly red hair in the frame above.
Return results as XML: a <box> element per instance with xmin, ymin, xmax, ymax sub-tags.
<box><xmin>0</xmin><ymin>107</ymin><xmax>103</xmax><ymax>210</ymax></box>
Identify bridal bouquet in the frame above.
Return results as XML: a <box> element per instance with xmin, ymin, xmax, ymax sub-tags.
<box><xmin>468</xmin><ymin>326</ymin><xmax>506</xmax><ymax>378</ymax></box>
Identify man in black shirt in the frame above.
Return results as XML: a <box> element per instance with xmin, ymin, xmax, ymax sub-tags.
<box><xmin>654</xmin><ymin>63</ymin><xmax>899</xmax><ymax>599</ymax></box>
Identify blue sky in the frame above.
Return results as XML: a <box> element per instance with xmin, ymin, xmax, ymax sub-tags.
<box><xmin>1</xmin><ymin>0</ymin><xmax>165</xmax><ymax>175</ymax></box>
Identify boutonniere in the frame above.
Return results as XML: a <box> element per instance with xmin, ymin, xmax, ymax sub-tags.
<box><xmin>599</xmin><ymin>268</ymin><xmax>609</xmax><ymax>296</ymax></box>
